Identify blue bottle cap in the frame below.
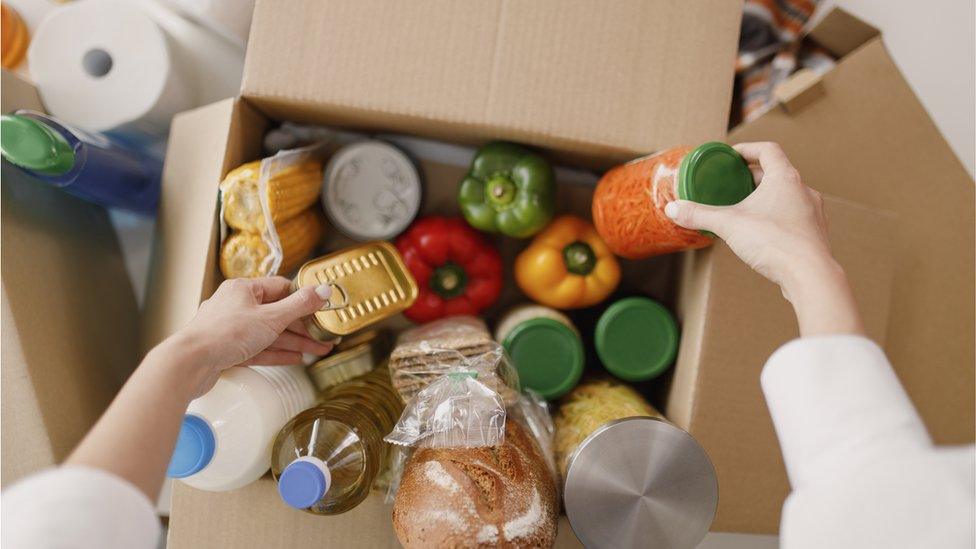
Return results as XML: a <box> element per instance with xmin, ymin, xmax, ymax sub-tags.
<box><xmin>278</xmin><ymin>457</ymin><xmax>331</xmax><ymax>509</ymax></box>
<box><xmin>167</xmin><ymin>415</ymin><xmax>216</xmax><ymax>478</ymax></box>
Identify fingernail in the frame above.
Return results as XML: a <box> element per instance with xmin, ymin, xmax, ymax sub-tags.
<box><xmin>314</xmin><ymin>284</ymin><xmax>332</xmax><ymax>300</ymax></box>
<box><xmin>302</xmin><ymin>352</ymin><xmax>318</xmax><ymax>365</ymax></box>
<box><xmin>664</xmin><ymin>201</ymin><xmax>680</xmax><ymax>219</ymax></box>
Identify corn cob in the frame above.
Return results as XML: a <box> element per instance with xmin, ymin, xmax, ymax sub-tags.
<box><xmin>220</xmin><ymin>208</ymin><xmax>324</xmax><ymax>279</ymax></box>
<box><xmin>277</xmin><ymin>207</ymin><xmax>324</xmax><ymax>275</ymax></box>
<box><xmin>220</xmin><ymin>232</ymin><xmax>271</xmax><ymax>279</ymax></box>
<box><xmin>221</xmin><ymin>160</ymin><xmax>323</xmax><ymax>233</ymax></box>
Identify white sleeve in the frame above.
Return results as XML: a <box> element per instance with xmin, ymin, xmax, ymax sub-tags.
<box><xmin>762</xmin><ymin>335</ymin><xmax>975</xmax><ymax>548</ymax></box>
<box><xmin>1</xmin><ymin>466</ymin><xmax>161</xmax><ymax>549</ymax></box>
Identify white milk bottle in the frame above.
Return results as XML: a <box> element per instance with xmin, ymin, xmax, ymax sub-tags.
<box><xmin>167</xmin><ymin>365</ymin><xmax>316</xmax><ymax>491</ymax></box>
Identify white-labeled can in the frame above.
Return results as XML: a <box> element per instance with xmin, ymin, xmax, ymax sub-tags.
<box><xmin>322</xmin><ymin>140</ymin><xmax>422</xmax><ymax>241</ymax></box>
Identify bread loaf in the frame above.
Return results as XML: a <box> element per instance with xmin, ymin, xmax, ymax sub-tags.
<box><xmin>393</xmin><ymin>421</ymin><xmax>558</xmax><ymax>548</ymax></box>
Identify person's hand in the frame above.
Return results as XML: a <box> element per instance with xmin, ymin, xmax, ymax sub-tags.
<box><xmin>664</xmin><ymin>142</ymin><xmax>832</xmax><ymax>291</ymax></box>
<box><xmin>664</xmin><ymin>142</ymin><xmax>864</xmax><ymax>336</ymax></box>
<box><xmin>162</xmin><ymin>277</ymin><xmax>336</xmax><ymax>398</ymax></box>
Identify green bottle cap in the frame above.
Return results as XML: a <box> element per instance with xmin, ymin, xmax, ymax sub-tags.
<box><xmin>0</xmin><ymin>114</ymin><xmax>74</xmax><ymax>175</ymax></box>
<box><xmin>677</xmin><ymin>142</ymin><xmax>754</xmax><ymax>206</ymax></box>
<box><xmin>595</xmin><ymin>297</ymin><xmax>678</xmax><ymax>382</ymax></box>
<box><xmin>502</xmin><ymin>318</ymin><xmax>584</xmax><ymax>400</ymax></box>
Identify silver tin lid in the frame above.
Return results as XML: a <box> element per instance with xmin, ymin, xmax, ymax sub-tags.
<box><xmin>564</xmin><ymin>417</ymin><xmax>718</xmax><ymax>549</ymax></box>
<box><xmin>322</xmin><ymin>140</ymin><xmax>422</xmax><ymax>241</ymax></box>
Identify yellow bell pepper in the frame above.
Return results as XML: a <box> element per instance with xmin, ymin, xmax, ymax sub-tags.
<box><xmin>515</xmin><ymin>215</ymin><xmax>621</xmax><ymax>309</ymax></box>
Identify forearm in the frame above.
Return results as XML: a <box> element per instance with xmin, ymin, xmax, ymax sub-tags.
<box><xmin>782</xmin><ymin>256</ymin><xmax>865</xmax><ymax>338</ymax></box>
<box><xmin>66</xmin><ymin>335</ymin><xmax>208</xmax><ymax>501</ymax></box>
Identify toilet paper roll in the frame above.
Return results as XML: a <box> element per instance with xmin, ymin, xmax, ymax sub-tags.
<box><xmin>28</xmin><ymin>0</ymin><xmax>243</xmax><ymax>137</ymax></box>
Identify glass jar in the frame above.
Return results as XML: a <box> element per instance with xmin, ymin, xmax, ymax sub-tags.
<box><xmin>554</xmin><ymin>378</ymin><xmax>717</xmax><ymax>549</ymax></box>
<box><xmin>592</xmin><ymin>142</ymin><xmax>754</xmax><ymax>259</ymax></box>
<box><xmin>495</xmin><ymin>304</ymin><xmax>584</xmax><ymax>400</ymax></box>
<box><xmin>595</xmin><ymin>297</ymin><xmax>678</xmax><ymax>382</ymax></box>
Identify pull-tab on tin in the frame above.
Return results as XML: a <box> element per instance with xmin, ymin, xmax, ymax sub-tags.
<box><xmin>294</xmin><ymin>242</ymin><xmax>418</xmax><ymax>341</ymax></box>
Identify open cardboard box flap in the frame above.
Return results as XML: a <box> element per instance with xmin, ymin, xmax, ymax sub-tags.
<box><xmin>665</xmin><ymin>8</ymin><xmax>974</xmax><ymax>533</ymax></box>
<box><xmin>1</xmin><ymin>71</ymin><xmax>141</xmax><ymax>485</ymax></box>
<box><xmin>731</xmin><ymin>8</ymin><xmax>975</xmax><ymax>447</ymax></box>
<box><xmin>241</xmin><ymin>0</ymin><xmax>741</xmax><ymax>166</ymax></box>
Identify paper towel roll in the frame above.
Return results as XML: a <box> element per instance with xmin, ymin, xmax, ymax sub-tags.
<box><xmin>28</xmin><ymin>0</ymin><xmax>243</xmax><ymax>137</ymax></box>
<box><xmin>159</xmin><ymin>0</ymin><xmax>255</xmax><ymax>47</ymax></box>
<box><xmin>28</xmin><ymin>0</ymin><xmax>190</xmax><ymax>136</ymax></box>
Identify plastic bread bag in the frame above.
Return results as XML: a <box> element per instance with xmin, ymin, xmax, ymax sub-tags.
<box><xmin>388</xmin><ymin>316</ymin><xmax>520</xmax><ymax>405</ymax></box>
<box><xmin>382</xmin><ymin>387</ymin><xmax>560</xmax><ymax>506</ymax></box>
<box><xmin>385</xmin><ymin>369</ymin><xmax>508</xmax><ymax>450</ymax></box>
<box><xmin>382</xmin><ymin>368</ymin><xmax>508</xmax><ymax>505</ymax></box>
<box><xmin>218</xmin><ymin>144</ymin><xmax>325</xmax><ymax>279</ymax></box>
<box><xmin>508</xmin><ymin>388</ymin><xmax>558</xmax><ymax>484</ymax></box>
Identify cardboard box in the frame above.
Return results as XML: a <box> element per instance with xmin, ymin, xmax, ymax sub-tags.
<box><xmin>0</xmin><ymin>70</ymin><xmax>142</xmax><ymax>485</ymax></box>
<box><xmin>144</xmin><ymin>3</ymin><xmax>969</xmax><ymax>546</ymax></box>
<box><xmin>665</xmin><ymin>8</ymin><xmax>976</xmax><ymax>533</ymax></box>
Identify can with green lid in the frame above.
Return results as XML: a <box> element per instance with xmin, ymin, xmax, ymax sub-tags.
<box><xmin>495</xmin><ymin>304</ymin><xmax>585</xmax><ymax>400</ymax></box>
<box><xmin>595</xmin><ymin>297</ymin><xmax>678</xmax><ymax>381</ymax></box>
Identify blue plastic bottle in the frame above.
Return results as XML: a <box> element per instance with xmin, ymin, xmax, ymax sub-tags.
<box><xmin>0</xmin><ymin>111</ymin><xmax>161</xmax><ymax>215</ymax></box>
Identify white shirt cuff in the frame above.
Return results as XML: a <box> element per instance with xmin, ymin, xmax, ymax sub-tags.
<box><xmin>761</xmin><ymin>335</ymin><xmax>931</xmax><ymax>489</ymax></box>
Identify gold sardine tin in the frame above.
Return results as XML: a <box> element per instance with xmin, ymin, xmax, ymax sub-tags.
<box><xmin>294</xmin><ymin>242</ymin><xmax>417</xmax><ymax>341</ymax></box>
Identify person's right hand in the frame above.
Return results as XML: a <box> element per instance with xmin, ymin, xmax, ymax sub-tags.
<box><xmin>163</xmin><ymin>277</ymin><xmax>336</xmax><ymax>399</ymax></box>
<box><xmin>663</xmin><ymin>142</ymin><xmax>864</xmax><ymax>336</ymax></box>
<box><xmin>663</xmin><ymin>142</ymin><xmax>833</xmax><ymax>292</ymax></box>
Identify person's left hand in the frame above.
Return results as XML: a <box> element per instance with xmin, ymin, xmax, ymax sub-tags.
<box><xmin>165</xmin><ymin>277</ymin><xmax>335</xmax><ymax>398</ymax></box>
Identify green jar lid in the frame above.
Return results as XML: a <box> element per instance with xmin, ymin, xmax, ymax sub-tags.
<box><xmin>502</xmin><ymin>318</ymin><xmax>584</xmax><ymax>400</ymax></box>
<box><xmin>677</xmin><ymin>142</ymin><xmax>753</xmax><ymax>206</ymax></box>
<box><xmin>595</xmin><ymin>297</ymin><xmax>678</xmax><ymax>381</ymax></box>
<box><xmin>0</xmin><ymin>114</ymin><xmax>74</xmax><ymax>175</ymax></box>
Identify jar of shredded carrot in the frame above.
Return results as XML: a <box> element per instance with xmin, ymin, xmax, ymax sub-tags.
<box><xmin>592</xmin><ymin>142</ymin><xmax>755</xmax><ymax>259</ymax></box>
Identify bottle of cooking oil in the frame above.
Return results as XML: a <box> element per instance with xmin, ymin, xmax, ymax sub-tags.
<box><xmin>271</xmin><ymin>366</ymin><xmax>403</xmax><ymax>515</ymax></box>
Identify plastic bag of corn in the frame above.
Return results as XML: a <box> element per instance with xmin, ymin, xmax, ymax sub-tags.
<box><xmin>219</xmin><ymin>145</ymin><xmax>325</xmax><ymax>279</ymax></box>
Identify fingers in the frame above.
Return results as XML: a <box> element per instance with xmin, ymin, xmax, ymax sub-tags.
<box><xmin>269</xmin><ymin>330</ymin><xmax>335</xmax><ymax>356</ymax></box>
<box><xmin>285</xmin><ymin>318</ymin><xmax>312</xmax><ymax>338</ymax></box>
<box><xmin>733</xmin><ymin>142</ymin><xmax>793</xmax><ymax>173</ymax></box>
<box><xmin>244</xmin><ymin>349</ymin><xmax>305</xmax><ymax>366</ymax></box>
<box><xmin>261</xmin><ymin>284</ymin><xmax>332</xmax><ymax>326</ymax></box>
<box><xmin>749</xmin><ymin>165</ymin><xmax>764</xmax><ymax>185</ymax></box>
<box><xmin>664</xmin><ymin>200</ymin><xmax>732</xmax><ymax>234</ymax></box>
<box><xmin>249</xmin><ymin>276</ymin><xmax>296</xmax><ymax>303</ymax></box>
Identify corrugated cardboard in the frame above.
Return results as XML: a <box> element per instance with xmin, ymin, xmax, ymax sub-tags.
<box><xmin>667</xmin><ymin>198</ymin><xmax>897</xmax><ymax>533</ymax></box>
<box><xmin>663</xmin><ymin>8</ymin><xmax>975</xmax><ymax>533</ymax></box>
<box><xmin>157</xmin><ymin>104</ymin><xmax>894</xmax><ymax>547</ymax></box>
<box><xmin>1</xmin><ymin>71</ymin><xmax>141</xmax><ymax>485</ymax></box>
<box><xmin>731</xmin><ymin>11</ymin><xmax>976</xmax><ymax>447</ymax></box>
<box><xmin>146</xmin><ymin>3</ymin><xmax>970</xmax><ymax>544</ymax></box>
<box><xmin>241</xmin><ymin>0</ymin><xmax>741</xmax><ymax>166</ymax></box>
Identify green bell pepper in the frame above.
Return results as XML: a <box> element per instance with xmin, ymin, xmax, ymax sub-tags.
<box><xmin>457</xmin><ymin>141</ymin><xmax>555</xmax><ymax>238</ymax></box>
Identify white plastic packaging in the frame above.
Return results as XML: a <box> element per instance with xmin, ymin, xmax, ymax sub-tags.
<box><xmin>167</xmin><ymin>365</ymin><xmax>316</xmax><ymax>491</ymax></box>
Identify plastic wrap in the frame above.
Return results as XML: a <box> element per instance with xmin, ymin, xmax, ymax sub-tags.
<box><xmin>218</xmin><ymin>145</ymin><xmax>324</xmax><ymax>278</ymax></box>
<box><xmin>382</xmin><ymin>319</ymin><xmax>559</xmax><ymax>504</ymax></box>
<box><xmin>388</xmin><ymin>316</ymin><xmax>519</xmax><ymax>405</ymax></box>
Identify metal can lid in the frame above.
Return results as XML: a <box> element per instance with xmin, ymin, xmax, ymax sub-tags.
<box><xmin>306</xmin><ymin>341</ymin><xmax>379</xmax><ymax>392</ymax></box>
<box><xmin>322</xmin><ymin>140</ymin><xmax>422</xmax><ymax>241</ymax></box>
<box><xmin>564</xmin><ymin>417</ymin><xmax>718</xmax><ymax>549</ymax></box>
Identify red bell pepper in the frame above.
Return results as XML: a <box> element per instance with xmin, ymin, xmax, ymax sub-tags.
<box><xmin>396</xmin><ymin>216</ymin><xmax>503</xmax><ymax>323</ymax></box>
